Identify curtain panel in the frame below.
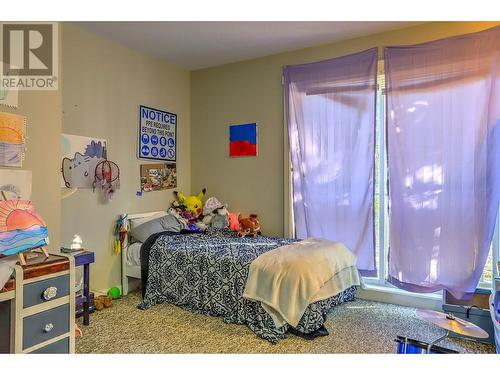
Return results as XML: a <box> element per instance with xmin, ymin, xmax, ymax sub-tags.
<box><xmin>284</xmin><ymin>48</ymin><xmax>378</xmax><ymax>276</ymax></box>
<box><xmin>385</xmin><ymin>26</ymin><xmax>500</xmax><ymax>298</ymax></box>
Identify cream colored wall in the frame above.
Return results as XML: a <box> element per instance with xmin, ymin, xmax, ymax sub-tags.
<box><xmin>61</xmin><ymin>23</ymin><xmax>191</xmax><ymax>292</ymax></box>
<box><xmin>0</xmin><ymin>26</ymin><xmax>62</xmax><ymax>252</ymax></box>
<box><xmin>191</xmin><ymin>21</ymin><xmax>500</xmax><ymax>237</ymax></box>
<box><xmin>12</xmin><ymin>90</ymin><xmax>62</xmax><ymax>250</ymax></box>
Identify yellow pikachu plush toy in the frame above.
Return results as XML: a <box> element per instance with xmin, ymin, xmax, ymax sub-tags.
<box><xmin>174</xmin><ymin>188</ymin><xmax>206</xmax><ymax>218</ymax></box>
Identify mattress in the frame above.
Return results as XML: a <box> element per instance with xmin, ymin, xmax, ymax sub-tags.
<box><xmin>138</xmin><ymin>227</ymin><xmax>357</xmax><ymax>343</ymax></box>
<box><xmin>126</xmin><ymin>242</ymin><xmax>142</xmax><ymax>267</ymax></box>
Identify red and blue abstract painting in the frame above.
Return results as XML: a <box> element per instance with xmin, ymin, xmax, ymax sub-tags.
<box><xmin>229</xmin><ymin>123</ymin><xmax>257</xmax><ymax>157</ymax></box>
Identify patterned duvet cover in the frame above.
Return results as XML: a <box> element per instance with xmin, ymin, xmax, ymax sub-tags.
<box><xmin>138</xmin><ymin>228</ymin><xmax>356</xmax><ymax>343</ymax></box>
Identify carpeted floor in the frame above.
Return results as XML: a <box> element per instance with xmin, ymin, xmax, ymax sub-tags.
<box><xmin>76</xmin><ymin>291</ymin><xmax>495</xmax><ymax>354</ymax></box>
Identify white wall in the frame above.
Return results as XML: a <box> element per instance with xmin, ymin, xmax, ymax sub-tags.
<box><xmin>61</xmin><ymin>23</ymin><xmax>191</xmax><ymax>291</ymax></box>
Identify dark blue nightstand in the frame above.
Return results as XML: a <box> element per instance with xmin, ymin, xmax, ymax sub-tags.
<box><xmin>74</xmin><ymin>251</ymin><xmax>95</xmax><ymax>325</ymax></box>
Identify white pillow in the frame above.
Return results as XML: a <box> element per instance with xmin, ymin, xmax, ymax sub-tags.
<box><xmin>129</xmin><ymin>212</ymin><xmax>168</xmax><ymax>229</ymax></box>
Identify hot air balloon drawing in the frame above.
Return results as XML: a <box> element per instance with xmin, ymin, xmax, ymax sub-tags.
<box><xmin>0</xmin><ymin>200</ymin><xmax>50</xmax><ymax>264</ymax></box>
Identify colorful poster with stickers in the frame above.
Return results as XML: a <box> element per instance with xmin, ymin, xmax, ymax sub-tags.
<box><xmin>140</xmin><ymin>163</ymin><xmax>177</xmax><ymax>192</ymax></box>
<box><xmin>138</xmin><ymin>105</ymin><xmax>176</xmax><ymax>162</ymax></box>
<box><xmin>0</xmin><ymin>112</ymin><xmax>26</xmax><ymax>167</ymax></box>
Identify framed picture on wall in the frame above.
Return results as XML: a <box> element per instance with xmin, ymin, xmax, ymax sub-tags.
<box><xmin>140</xmin><ymin>163</ymin><xmax>177</xmax><ymax>192</ymax></box>
<box><xmin>229</xmin><ymin>122</ymin><xmax>257</xmax><ymax>157</ymax></box>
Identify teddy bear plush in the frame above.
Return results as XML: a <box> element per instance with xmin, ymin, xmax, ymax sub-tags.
<box><xmin>94</xmin><ymin>295</ymin><xmax>112</xmax><ymax>311</ymax></box>
<box><xmin>238</xmin><ymin>214</ymin><xmax>261</xmax><ymax>237</ymax></box>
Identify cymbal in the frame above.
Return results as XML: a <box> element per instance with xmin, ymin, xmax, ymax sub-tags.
<box><xmin>417</xmin><ymin>309</ymin><xmax>489</xmax><ymax>339</ymax></box>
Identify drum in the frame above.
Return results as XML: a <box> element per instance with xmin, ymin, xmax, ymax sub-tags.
<box><xmin>395</xmin><ymin>336</ymin><xmax>458</xmax><ymax>354</ymax></box>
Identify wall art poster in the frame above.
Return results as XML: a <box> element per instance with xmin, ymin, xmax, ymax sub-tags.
<box><xmin>140</xmin><ymin>163</ymin><xmax>177</xmax><ymax>192</ymax></box>
<box><xmin>138</xmin><ymin>105</ymin><xmax>176</xmax><ymax>162</ymax></box>
<box><xmin>0</xmin><ymin>86</ymin><xmax>19</xmax><ymax>108</ymax></box>
<box><xmin>0</xmin><ymin>169</ymin><xmax>31</xmax><ymax>199</ymax></box>
<box><xmin>61</xmin><ymin>133</ymin><xmax>107</xmax><ymax>188</ymax></box>
<box><xmin>229</xmin><ymin>123</ymin><xmax>257</xmax><ymax>157</ymax></box>
<box><xmin>0</xmin><ymin>200</ymin><xmax>49</xmax><ymax>256</ymax></box>
<box><xmin>0</xmin><ymin>62</ymin><xmax>19</xmax><ymax>108</ymax></box>
<box><xmin>0</xmin><ymin>112</ymin><xmax>25</xmax><ymax>166</ymax></box>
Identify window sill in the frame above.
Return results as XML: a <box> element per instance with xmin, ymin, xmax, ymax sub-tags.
<box><xmin>362</xmin><ymin>281</ymin><xmax>442</xmax><ymax>299</ymax></box>
<box><xmin>358</xmin><ymin>281</ymin><xmax>442</xmax><ymax>310</ymax></box>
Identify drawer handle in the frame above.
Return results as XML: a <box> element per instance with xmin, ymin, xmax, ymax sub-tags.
<box><xmin>42</xmin><ymin>286</ymin><xmax>58</xmax><ymax>301</ymax></box>
<box><xmin>44</xmin><ymin>323</ymin><xmax>54</xmax><ymax>333</ymax></box>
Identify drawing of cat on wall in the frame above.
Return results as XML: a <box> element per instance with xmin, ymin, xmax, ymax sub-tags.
<box><xmin>62</xmin><ymin>152</ymin><xmax>103</xmax><ymax>188</ymax></box>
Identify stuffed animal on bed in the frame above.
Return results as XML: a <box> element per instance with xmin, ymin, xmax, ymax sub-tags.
<box><xmin>228</xmin><ymin>212</ymin><xmax>240</xmax><ymax>231</ymax></box>
<box><xmin>211</xmin><ymin>208</ymin><xmax>229</xmax><ymax>229</ymax></box>
<box><xmin>238</xmin><ymin>214</ymin><xmax>261</xmax><ymax>237</ymax></box>
<box><xmin>202</xmin><ymin>197</ymin><xmax>230</xmax><ymax>228</ymax></box>
<box><xmin>173</xmin><ymin>188</ymin><xmax>206</xmax><ymax>218</ymax></box>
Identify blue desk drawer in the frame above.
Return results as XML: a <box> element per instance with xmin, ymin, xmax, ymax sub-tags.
<box><xmin>23</xmin><ymin>275</ymin><xmax>70</xmax><ymax>308</ymax></box>
<box><xmin>31</xmin><ymin>337</ymin><xmax>69</xmax><ymax>354</ymax></box>
<box><xmin>23</xmin><ymin>304</ymin><xmax>69</xmax><ymax>350</ymax></box>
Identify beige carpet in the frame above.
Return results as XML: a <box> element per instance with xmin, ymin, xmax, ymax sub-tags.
<box><xmin>76</xmin><ymin>292</ymin><xmax>495</xmax><ymax>354</ymax></box>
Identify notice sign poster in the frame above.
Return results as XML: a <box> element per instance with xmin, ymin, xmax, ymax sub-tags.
<box><xmin>138</xmin><ymin>105</ymin><xmax>177</xmax><ymax>162</ymax></box>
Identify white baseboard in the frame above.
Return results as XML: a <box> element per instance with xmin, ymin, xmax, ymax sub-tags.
<box><xmin>92</xmin><ymin>285</ymin><xmax>122</xmax><ymax>297</ymax></box>
<box><xmin>94</xmin><ymin>283</ymin><xmax>442</xmax><ymax>310</ymax></box>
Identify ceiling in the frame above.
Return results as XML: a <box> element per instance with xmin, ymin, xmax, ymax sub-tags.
<box><xmin>77</xmin><ymin>22</ymin><xmax>423</xmax><ymax>70</ymax></box>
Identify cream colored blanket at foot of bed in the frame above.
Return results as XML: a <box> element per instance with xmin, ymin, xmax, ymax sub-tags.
<box><xmin>242</xmin><ymin>238</ymin><xmax>360</xmax><ymax>328</ymax></box>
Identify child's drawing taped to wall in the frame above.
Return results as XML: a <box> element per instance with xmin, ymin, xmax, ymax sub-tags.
<box><xmin>61</xmin><ymin>133</ymin><xmax>107</xmax><ymax>188</ymax></box>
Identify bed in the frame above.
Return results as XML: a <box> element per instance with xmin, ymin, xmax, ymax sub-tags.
<box><xmin>121</xmin><ymin>211</ymin><xmax>359</xmax><ymax>343</ymax></box>
<box><xmin>121</xmin><ymin>211</ymin><xmax>165</xmax><ymax>296</ymax></box>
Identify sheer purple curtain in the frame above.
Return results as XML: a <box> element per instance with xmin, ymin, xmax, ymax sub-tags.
<box><xmin>386</xmin><ymin>27</ymin><xmax>500</xmax><ymax>298</ymax></box>
<box><xmin>284</xmin><ymin>48</ymin><xmax>378</xmax><ymax>276</ymax></box>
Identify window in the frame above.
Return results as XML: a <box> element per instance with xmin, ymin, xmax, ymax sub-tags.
<box><xmin>285</xmin><ymin>60</ymin><xmax>500</xmax><ymax>292</ymax></box>
<box><xmin>365</xmin><ymin>60</ymin><xmax>500</xmax><ymax>290</ymax></box>
<box><xmin>370</xmin><ymin>61</ymin><xmax>389</xmax><ymax>285</ymax></box>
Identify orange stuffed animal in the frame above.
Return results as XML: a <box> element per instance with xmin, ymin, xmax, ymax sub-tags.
<box><xmin>238</xmin><ymin>214</ymin><xmax>261</xmax><ymax>237</ymax></box>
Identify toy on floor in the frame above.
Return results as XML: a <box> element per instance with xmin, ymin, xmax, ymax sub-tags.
<box><xmin>238</xmin><ymin>214</ymin><xmax>261</xmax><ymax>237</ymax></box>
<box><xmin>107</xmin><ymin>286</ymin><xmax>121</xmax><ymax>299</ymax></box>
<box><xmin>94</xmin><ymin>295</ymin><xmax>112</xmax><ymax>311</ymax></box>
<box><xmin>75</xmin><ymin>324</ymin><xmax>83</xmax><ymax>338</ymax></box>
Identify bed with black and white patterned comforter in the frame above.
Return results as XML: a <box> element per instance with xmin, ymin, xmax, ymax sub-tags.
<box><xmin>138</xmin><ymin>228</ymin><xmax>357</xmax><ymax>343</ymax></box>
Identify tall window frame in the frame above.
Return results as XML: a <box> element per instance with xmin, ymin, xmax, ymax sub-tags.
<box><xmin>284</xmin><ymin>59</ymin><xmax>500</xmax><ymax>291</ymax></box>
